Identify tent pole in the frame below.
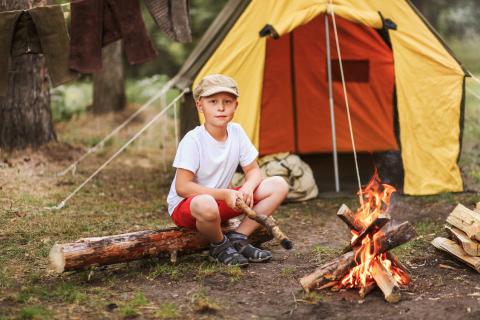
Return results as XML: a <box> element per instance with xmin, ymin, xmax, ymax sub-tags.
<box><xmin>325</xmin><ymin>13</ymin><xmax>340</xmax><ymax>192</ymax></box>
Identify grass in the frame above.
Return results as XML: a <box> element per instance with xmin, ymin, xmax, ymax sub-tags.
<box><xmin>118</xmin><ymin>292</ymin><xmax>149</xmax><ymax>318</ymax></box>
<box><xmin>190</xmin><ymin>288</ymin><xmax>221</xmax><ymax>314</ymax></box>
<box><xmin>18</xmin><ymin>306</ymin><xmax>52</xmax><ymax>320</ymax></box>
<box><xmin>154</xmin><ymin>303</ymin><xmax>180</xmax><ymax>319</ymax></box>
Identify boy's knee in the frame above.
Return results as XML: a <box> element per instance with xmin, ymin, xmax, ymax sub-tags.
<box><xmin>270</xmin><ymin>176</ymin><xmax>289</xmax><ymax>195</ymax></box>
<box><xmin>190</xmin><ymin>195</ymin><xmax>220</xmax><ymax>222</ymax></box>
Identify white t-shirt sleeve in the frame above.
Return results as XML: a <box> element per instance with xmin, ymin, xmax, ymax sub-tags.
<box><xmin>172</xmin><ymin>134</ymin><xmax>200</xmax><ymax>173</ymax></box>
<box><xmin>237</xmin><ymin>124</ymin><xmax>259</xmax><ymax>167</ymax></box>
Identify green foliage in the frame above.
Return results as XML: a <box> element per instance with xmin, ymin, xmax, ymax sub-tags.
<box><xmin>50</xmin><ymin>83</ymin><xmax>93</xmax><ymax>122</ymax></box>
<box><xmin>119</xmin><ymin>292</ymin><xmax>149</xmax><ymax>318</ymax></box>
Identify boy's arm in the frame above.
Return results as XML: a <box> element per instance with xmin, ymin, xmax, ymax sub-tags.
<box><xmin>239</xmin><ymin>160</ymin><xmax>263</xmax><ymax>207</ymax></box>
<box><xmin>175</xmin><ymin>168</ymin><xmax>242</xmax><ymax>210</ymax></box>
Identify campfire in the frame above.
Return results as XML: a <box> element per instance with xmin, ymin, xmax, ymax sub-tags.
<box><xmin>300</xmin><ymin>172</ymin><xmax>416</xmax><ymax>303</ymax></box>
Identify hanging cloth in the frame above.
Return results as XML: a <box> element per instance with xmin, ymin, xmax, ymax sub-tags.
<box><xmin>69</xmin><ymin>0</ymin><xmax>157</xmax><ymax>73</ymax></box>
<box><xmin>0</xmin><ymin>6</ymin><xmax>78</xmax><ymax>96</ymax></box>
<box><xmin>144</xmin><ymin>0</ymin><xmax>192</xmax><ymax>43</ymax></box>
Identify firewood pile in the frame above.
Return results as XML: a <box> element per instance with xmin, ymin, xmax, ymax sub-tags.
<box><xmin>299</xmin><ymin>174</ymin><xmax>416</xmax><ymax>303</ymax></box>
<box><xmin>431</xmin><ymin>202</ymin><xmax>480</xmax><ymax>272</ymax></box>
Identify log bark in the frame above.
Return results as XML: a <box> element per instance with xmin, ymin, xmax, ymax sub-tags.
<box><xmin>299</xmin><ymin>251</ymin><xmax>355</xmax><ymax>291</ymax></box>
<box><xmin>446</xmin><ymin>225</ymin><xmax>480</xmax><ymax>256</ymax></box>
<box><xmin>351</xmin><ymin>213</ymin><xmax>391</xmax><ymax>248</ymax></box>
<box><xmin>370</xmin><ymin>221</ymin><xmax>417</xmax><ymax>257</ymax></box>
<box><xmin>92</xmin><ymin>40</ymin><xmax>126</xmax><ymax>114</ymax></box>
<box><xmin>431</xmin><ymin>237</ymin><xmax>480</xmax><ymax>272</ymax></box>
<box><xmin>446</xmin><ymin>204</ymin><xmax>480</xmax><ymax>241</ymax></box>
<box><xmin>370</xmin><ymin>259</ymin><xmax>401</xmax><ymax>303</ymax></box>
<box><xmin>0</xmin><ymin>0</ymin><xmax>55</xmax><ymax>150</ymax></box>
<box><xmin>236</xmin><ymin>198</ymin><xmax>293</xmax><ymax>249</ymax></box>
<box><xmin>49</xmin><ymin>218</ymin><xmax>272</xmax><ymax>273</ymax></box>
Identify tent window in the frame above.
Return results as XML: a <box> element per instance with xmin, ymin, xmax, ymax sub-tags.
<box><xmin>329</xmin><ymin>59</ymin><xmax>369</xmax><ymax>82</ymax></box>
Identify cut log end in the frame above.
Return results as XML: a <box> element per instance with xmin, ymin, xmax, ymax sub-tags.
<box><xmin>49</xmin><ymin>243</ymin><xmax>65</xmax><ymax>273</ymax></box>
<box><xmin>371</xmin><ymin>260</ymin><xmax>401</xmax><ymax>303</ymax></box>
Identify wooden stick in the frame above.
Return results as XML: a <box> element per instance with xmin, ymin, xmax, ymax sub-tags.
<box><xmin>446</xmin><ymin>225</ymin><xmax>480</xmax><ymax>256</ymax></box>
<box><xmin>370</xmin><ymin>259</ymin><xmax>401</xmax><ymax>303</ymax></box>
<box><xmin>342</xmin><ymin>213</ymin><xmax>391</xmax><ymax>253</ymax></box>
<box><xmin>235</xmin><ymin>198</ymin><xmax>293</xmax><ymax>250</ymax></box>
<box><xmin>431</xmin><ymin>237</ymin><xmax>480</xmax><ymax>272</ymax></box>
<box><xmin>49</xmin><ymin>218</ymin><xmax>271</xmax><ymax>273</ymax></box>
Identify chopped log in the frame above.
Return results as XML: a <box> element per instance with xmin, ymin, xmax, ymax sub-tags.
<box><xmin>446</xmin><ymin>204</ymin><xmax>480</xmax><ymax>241</ymax></box>
<box><xmin>337</xmin><ymin>204</ymin><xmax>363</xmax><ymax>230</ymax></box>
<box><xmin>49</xmin><ymin>218</ymin><xmax>272</xmax><ymax>273</ymax></box>
<box><xmin>445</xmin><ymin>225</ymin><xmax>480</xmax><ymax>256</ymax></box>
<box><xmin>370</xmin><ymin>221</ymin><xmax>417</xmax><ymax>257</ymax></box>
<box><xmin>299</xmin><ymin>251</ymin><xmax>355</xmax><ymax>291</ymax></box>
<box><xmin>386</xmin><ymin>252</ymin><xmax>412</xmax><ymax>284</ymax></box>
<box><xmin>359</xmin><ymin>282</ymin><xmax>376</xmax><ymax>299</ymax></box>
<box><xmin>370</xmin><ymin>259</ymin><xmax>401</xmax><ymax>303</ymax></box>
<box><xmin>236</xmin><ymin>198</ymin><xmax>293</xmax><ymax>250</ymax></box>
<box><xmin>344</xmin><ymin>213</ymin><xmax>391</xmax><ymax>253</ymax></box>
<box><xmin>431</xmin><ymin>237</ymin><xmax>480</xmax><ymax>272</ymax></box>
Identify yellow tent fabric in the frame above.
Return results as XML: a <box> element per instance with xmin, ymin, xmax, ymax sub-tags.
<box><xmin>193</xmin><ymin>0</ymin><xmax>465</xmax><ymax>195</ymax></box>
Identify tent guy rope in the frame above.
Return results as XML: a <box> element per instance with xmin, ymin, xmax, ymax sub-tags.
<box><xmin>57</xmin><ymin>80</ymin><xmax>174</xmax><ymax>176</ymax></box>
<box><xmin>48</xmin><ymin>88</ymin><xmax>187</xmax><ymax>210</ymax></box>
<box><xmin>328</xmin><ymin>2</ymin><xmax>364</xmax><ymax>203</ymax></box>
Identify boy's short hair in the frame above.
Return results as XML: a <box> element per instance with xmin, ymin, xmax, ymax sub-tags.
<box><xmin>193</xmin><ymin>74</ymin><xmax>239</xmax><ymax>101</ymax></box>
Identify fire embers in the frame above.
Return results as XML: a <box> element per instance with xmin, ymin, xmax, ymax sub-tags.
<box><xmin>299</xmin><ymin>171</ymin><xmax>416</xmax><ymax>303</ymax></box>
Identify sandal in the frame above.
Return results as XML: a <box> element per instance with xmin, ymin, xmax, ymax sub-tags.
<box><xmin>226</xmin><ymin>231</ymin><xmax>272</xmax><ymax>263</ymax></box>
<box><xmin>209</xmin><ymin>236</ymin><xmax>249</xmax><ymax>267</ymax></box>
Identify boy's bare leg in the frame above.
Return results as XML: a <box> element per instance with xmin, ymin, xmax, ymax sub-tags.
<box><xmin>235</xmin><ymin>176</ymin><xmax>289</xmax><ymax>236</ymax></box>
<box><xmin>190</xmin><ymin>195</ymin><xmax>224</xmax><ymax>243</ymax></box>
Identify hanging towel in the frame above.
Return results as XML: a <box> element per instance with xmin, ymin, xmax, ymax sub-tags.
<box><xmin>144</xmin><ymin>0</ymin><xmax>192</xmax><ymax>43</ymax></box>
<box><xmin>0</xmin><ymin>6</ymin><xmax>77</xmax><ymax>97</ymax></box>
<box><xmin>69</xmin><ymin>0</ymin><xmax>157</xmax><ymax>73</ymax></box>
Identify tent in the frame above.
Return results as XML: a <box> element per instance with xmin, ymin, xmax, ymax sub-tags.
<box><xmin>170</xmin><ymin>0</ymin><xmax>470</xmax><ymax>195</ymax></box>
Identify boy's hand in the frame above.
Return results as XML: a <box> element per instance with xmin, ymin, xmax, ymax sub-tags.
<box><xmin>223</xmin><ymin>189</ymin><xmax>243</xmax><ymax>212</ymax></box>
<box><xmin>239</xmin><ymin>186</ymin><xmax>255</xmax><ymax>208</ymax></box>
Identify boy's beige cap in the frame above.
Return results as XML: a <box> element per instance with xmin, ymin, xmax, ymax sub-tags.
<box><xmin>193</xmin><ymin>74</ymin><xmax>239</xmax><ymax>100</ymax></box>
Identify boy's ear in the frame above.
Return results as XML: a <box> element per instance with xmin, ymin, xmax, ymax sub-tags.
<box><xmin>195</xmin><ymin>99</ymin><xmax>203</xmax><ymax>113</ymax></box>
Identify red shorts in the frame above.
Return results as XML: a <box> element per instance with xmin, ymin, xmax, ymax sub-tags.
<box><xmin>171</xmin><ymin>186</ymin><xmax>257</xmax><ymax>230</ymax></box>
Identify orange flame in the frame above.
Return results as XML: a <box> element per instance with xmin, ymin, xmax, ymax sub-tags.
<box><xmin>340</xmin><ymin>170</ymin><xmax>409</xmax><ymax>290</ymax></box>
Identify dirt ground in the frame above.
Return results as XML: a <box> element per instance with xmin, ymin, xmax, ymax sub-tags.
<box><xmin>1</xmin><ymin>105</ymin><xmax>480</xmax><ymax>320</ymax></box>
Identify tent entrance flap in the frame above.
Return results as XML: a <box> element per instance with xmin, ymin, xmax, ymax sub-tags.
<box><xmin>259</xmin><ymin>14</ymin><xmax>399</xmax><ymax>156</ymax></box>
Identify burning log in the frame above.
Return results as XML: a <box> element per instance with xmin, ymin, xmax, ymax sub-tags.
<box><xmin>49</xmin><ymin>218</ymin><xmax>272</xmax><ymax>273</ymax></box>
<box><xmin>299</xmin><ymin>172</ymin><xmax>415</xmax><ymax>303</ymax></box>
<box><xmin>300</xmin><ymin>212</ymin><xmax>415</xmax><ymax>293</ymax></box>
<box><xmin>445</xmin><ymin>225</ymin><xmax>480</xmax><ymax>256</ymax></box>
<box><xmin>431</xmin><ymin>237</ymin><xmax>480</xmax><ymax>272</ymax></box>
<box><xmin>370</xmin><ymin>259</ymin><xmax>401</xmax><ymax>303</ymax></box>
<box><xmin>299</xmin><ymin>251</ymin><xmax>355</xmax><ymax>291</ymax></box>
<box><xmin>446</xmin><ymin>204</ymin><xmax>480</xmax><ymax>241</ymax></box>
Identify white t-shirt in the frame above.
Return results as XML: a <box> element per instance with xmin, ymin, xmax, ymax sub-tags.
<box><xmin>166</xmin><ymin>122</ymin><xmax>258</xmax><ymax>215</ymax></box>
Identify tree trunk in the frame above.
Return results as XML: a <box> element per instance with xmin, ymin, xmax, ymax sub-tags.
<box><xmin>0</xmin><ymin>0</ymin><xmax>55</xmax><ymax>150</ymax></box>
<box><xmin>92</xmin><ymin>40</ymin><xmax>126</xmax><ymax>114</ymax></box>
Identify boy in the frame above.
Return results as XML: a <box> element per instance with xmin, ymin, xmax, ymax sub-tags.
<box><xmin>166</xmin><ymin>74</ymin><xmax>289</xmax><ymax>267</ymax></box>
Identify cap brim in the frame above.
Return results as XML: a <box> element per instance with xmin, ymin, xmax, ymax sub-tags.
<box><xmin>200</xmin><ymin>86</ymin><xmax>239</xmax><ymax>98</ymax></box>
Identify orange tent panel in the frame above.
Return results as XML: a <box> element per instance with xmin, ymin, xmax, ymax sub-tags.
<box><xmin>260</xmin><ymin>14</ymin><xmax>398</xmax><ymax>155</ymax></box>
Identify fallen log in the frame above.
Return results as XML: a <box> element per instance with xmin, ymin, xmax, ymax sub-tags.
<box><xmin>49</xmin><ymin>218</ymin><xmax>272</xmax><ymax>273</ymax></box>
<box><xmin>446</xmin><ymin>225</ymin><xmax>480</xmax><ymax>256</ymax></box>
<box><xmin>446</xmin><ymin>204</ymin><xmax>480</xmax><ymax>241</ymax></box>
<box><xmin>370</xmin><ymin>259</ymin><xmax>401</xmax><ymax>303</ymax></box>
<box><xmin>431</xmin><ymin>237</ymin><xmax>480</xmax><ymax>272</ymax></box>
<box><xmin>236</xmin><ymin>198</ymin><xmax>293</xmax><ymax>250</ymax></box>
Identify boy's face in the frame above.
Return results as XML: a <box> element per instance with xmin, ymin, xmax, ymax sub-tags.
<box><xmin>196</xmin><ymin>92</ymin><xmax>238</xmax><ymax>127</ymax></box>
